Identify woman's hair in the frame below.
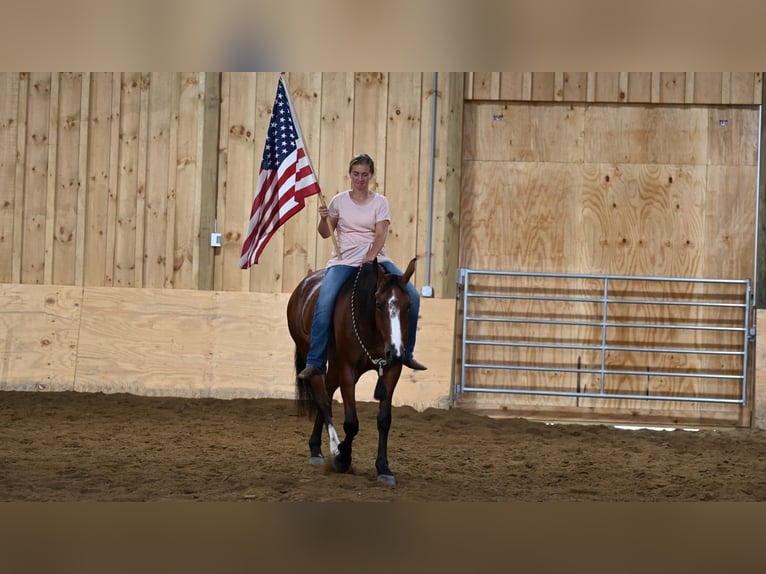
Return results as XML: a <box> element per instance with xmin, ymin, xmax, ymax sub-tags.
<box><xmin>348</xmin><ymin>153</ymin><xmax>375</xmax><ymax>175</ymax></box>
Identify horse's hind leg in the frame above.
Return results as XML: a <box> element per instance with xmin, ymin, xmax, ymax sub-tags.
<box><xmin>308</xmin><ymin>372</ymin><xmax>341</xmax><ymax>460</ymax></box>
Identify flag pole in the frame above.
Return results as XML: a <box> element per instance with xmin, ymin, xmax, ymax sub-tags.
<box><xmin>318</xmin><ymin>193</ymin><xmax>341</xmax><ymax>261</ymax></box>
<box><xmin>280</xmin><ymin>75</ymin><xmax>341</xmax><ymax>261</ymax></box>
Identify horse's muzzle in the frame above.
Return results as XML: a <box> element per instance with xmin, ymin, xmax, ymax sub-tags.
<box><xmin>384</xmin><ymin>343</ymin><xmax>405</xmax><ymax>365</ymax></box>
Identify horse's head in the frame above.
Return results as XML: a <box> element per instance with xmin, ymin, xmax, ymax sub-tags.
<box><xmin>369</xmin><ymin>258</ymin><xmax>417</xmax><ymax>366</ymax></box>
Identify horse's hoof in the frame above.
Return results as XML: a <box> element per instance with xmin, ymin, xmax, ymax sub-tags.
<box><xmin>333</xmin><ymin>456</ymin><xmax>351</xmax><ymax>473</ymax></box>
<box><xmin>377</xmin><ymin>474</ymin><xmax>396</xmax><ymax>487</ymax></box>
<box><xmin>309</xmin><ymin>455</ymin><xmax>324</xmax><ymax>466</ymax></box>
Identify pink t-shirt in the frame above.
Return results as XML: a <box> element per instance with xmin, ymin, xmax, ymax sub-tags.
<box><xmin>326</xmin><ymin>191</ymin><xmax>393</xmax><ymax>267</ymax></box>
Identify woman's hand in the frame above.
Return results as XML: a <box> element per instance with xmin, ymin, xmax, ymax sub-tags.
<box><xmin>318</xmin><ymin>206</ymin><xmax>330</xmax><ymax>219</ymax></box>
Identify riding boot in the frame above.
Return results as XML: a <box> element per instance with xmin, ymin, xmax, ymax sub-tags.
<box><xmin>298</xmin><ymin>365</ymin><xmax>323</xmax><ymax>380</ymax></box>
<box><xmin>402</xmin><ymin>357</ymin><xmax>427</xmax><ymax>371</ymax></box>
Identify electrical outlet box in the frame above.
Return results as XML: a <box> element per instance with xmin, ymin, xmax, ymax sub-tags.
<box><xmin>421</xmin><ymin>285</ymin><xmax>434</xmax><ymax>298</ymax></box>
<box><xmin>210</xmin><ymin>232</ymin><xmax>222</xmax><ymax>248</ymax></box>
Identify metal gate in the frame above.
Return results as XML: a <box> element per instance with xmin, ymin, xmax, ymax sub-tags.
<box><xmin>455</xmin><ymin>269</ymin><xmax>754</xmax><ymax>419</ymax></box>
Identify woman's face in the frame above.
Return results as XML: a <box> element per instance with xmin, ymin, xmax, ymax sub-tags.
<box><xmin>349</xmin><ymin>163</ymin><xmax>373</xmax><ymax>191</ymax></box>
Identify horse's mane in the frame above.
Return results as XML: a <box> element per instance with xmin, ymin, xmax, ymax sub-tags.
<box><xmin>350</xmin><ymin>261</ymin><xmax>406</xmax><ymax>316</ymax></box>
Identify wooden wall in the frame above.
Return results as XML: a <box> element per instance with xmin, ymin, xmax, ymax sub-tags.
<box><xmin>0</xmin><ymin>72</ymin><xmax>464</xmax><ymax>298</ymax></box>
<box><xmin>0</xmin><ymin>283</ymin><xmax>455</xmax><ymax>411</ymax></box>
<box><xmin>2</xmin><ymin>71</ymin><xmax>765</xmax><ymax>425</ymax></box>
<box><xmin>1</xmin><ymin>72</ymin><xmax>758</xmax><ymax>296</ymax></box>
<box><xmin>457</xmin><ymin>73</ymin><xmax>761</xmax><ymax>426</ymax></box>
<box><xmin>465</xmin><ymin>72</ymin><xmax>762</xmax><ymax>105</ymax></box>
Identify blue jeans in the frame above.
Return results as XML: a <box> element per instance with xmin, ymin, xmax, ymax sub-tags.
<box><xmin>305</xmin><ymin>261</ymin><xmax>421</xmax><ymax>373</ymax></box>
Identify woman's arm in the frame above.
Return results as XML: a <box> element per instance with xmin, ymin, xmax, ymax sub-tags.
<box><xmin>361</xmin><ymin>220</ymin><xmax>390</xmax><ymax>264</ymax></box>
<box><xmin>317</xmin><ymin>205</ymin><xmax>336</xmax><ymax>239</ymax></box>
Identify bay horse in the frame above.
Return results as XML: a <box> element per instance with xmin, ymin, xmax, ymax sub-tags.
<box><xmin>286</xmin><ymin>257</ymin><xmax>417</xmax><ymax>486</ymax></box>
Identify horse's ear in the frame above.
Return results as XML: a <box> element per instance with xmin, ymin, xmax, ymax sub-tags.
<box><xmin>402</xmin><ymin>257</ymin><xmax>416</xmax><ymax>283</ymax></box>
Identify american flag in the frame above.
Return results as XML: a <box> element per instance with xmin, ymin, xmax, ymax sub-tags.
<box><xmin>239</xmin><ymin>77</ymin><xmax>321</xmax><ymax>268</ymax></box>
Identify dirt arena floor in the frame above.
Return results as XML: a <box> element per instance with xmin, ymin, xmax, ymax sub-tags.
<box><xmin>2</xmin><ymin>389</ymin><xmax>766</xmax><ymax>501</ymax></box>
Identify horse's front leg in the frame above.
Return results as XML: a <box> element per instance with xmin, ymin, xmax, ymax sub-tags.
<box><xmin>333</xmin><ymin>370</ymin><xmax>359</xmax><ymax>473</ymax></box>
<box><xmin>308</xmin><ymin>411</ymin><xmax>325</xmax><ymax>465</ymax></box>
<box><xmin>375</xmin><ymin>370</ymin><xmax>400</xmax><ymax>486</ymax></box>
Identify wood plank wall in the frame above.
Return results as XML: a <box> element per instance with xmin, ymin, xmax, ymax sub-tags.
<box><xmin>2</xmin><ymin>71</ymin><xmax>765</xmax><ymax>424</ymax></box>
<box><xmin>2</xmin><ymin>72</ymin><xmax>758</xmax><ymax>296</ymax></box>
<box><xmin>0</xmin><ymin>72</ymin><xmax>464</xmax><ymax>298</ymax></box>
<box><xmin>465</xmin><ymin>72</ymin><xmax>762</xmax><ymax>105</ymax></box>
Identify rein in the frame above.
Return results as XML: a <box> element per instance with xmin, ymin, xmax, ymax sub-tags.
<box><xmin>351</xmin><ymin>264</ymin><xmax>387</xmax><ymax>377</ymax></box>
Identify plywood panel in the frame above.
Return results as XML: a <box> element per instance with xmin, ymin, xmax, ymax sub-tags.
<box><xmin>76</xmin><ymin>287</ymin><xmax>215</xmax><ymax>395</ymax></box>
<box><xmin>756</xmin><ymin>309</ymin><xmax>766</xmax><ymax>429</ymax></box>
<box><xmin>584</xmin><ymin>105</ymin><xmax>707</xmax><ymax>165</ymax></box>
<box><xmin>580</xmin><ymin>164</ymin><xmax>707</xmax><ymax>277</ymax></box>
<box><xmin>703</xmin><ymin>165</ymin><xmax>757</xmax><ymax>280</ymax></box>
<box><xmin>0</xmin><ymin>284</ymin><xmax>81</xmax><ymax>392</ymax></box>
<box><xmin>460</xmin><ymin>100</ymin><xmax>756</xmax><ymax>426</ymax></box>
<box><xmin>0</xmin><ymin>284</ymin><xmax>452</xmax><ymax>410</ymax></box>
<box><xmin>460</xmin><ymin>160</ymin><xmax>581</xmax><ymax>273</ymax></box>
<box><xmin>463</xmin><ymin>102</ymin><xmax>584</xmax><ymax>163</ymax></box>
<box><xmin>707</xmin><ymin>106</ymin><xmax>759</xmax><ymax>166</ymax></box>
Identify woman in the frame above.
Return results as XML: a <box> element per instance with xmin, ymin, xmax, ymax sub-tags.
<box><xmin>297</xmin><ymin>153</ymin><xmax>427</xmax><ymax>381</ymax></box>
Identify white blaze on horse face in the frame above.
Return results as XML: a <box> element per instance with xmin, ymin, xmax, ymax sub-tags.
<box><xmin>387</xmin><ymin>292</ymin><xmax>405</xmax><ymax>356</ymax></box>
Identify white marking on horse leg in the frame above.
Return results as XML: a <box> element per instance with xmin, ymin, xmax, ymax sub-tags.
<box><xmin>327</xmin><ymin>424</ymin><xmax>341</xmax><ymax>457</ymax></box>
<box><xmin>387</xmin><ymin>293</ymin><xmax>405</xmax><ymax>356</ymax></box>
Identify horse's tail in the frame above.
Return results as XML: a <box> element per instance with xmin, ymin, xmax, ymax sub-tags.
<box><xmin>294</xmin><ymin>348</ymin><xmax>317</xmax><ymax>419</ymax></box>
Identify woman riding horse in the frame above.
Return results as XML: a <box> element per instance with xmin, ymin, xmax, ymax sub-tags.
<box><xmin>297</xmin><ymin>153</ymin><xmax>426</xmax><ymax>381</ymax></box>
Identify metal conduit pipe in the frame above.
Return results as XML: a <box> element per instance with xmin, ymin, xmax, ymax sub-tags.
<box><xmin>421</xmin><ymin>72</ymin><xmax>438</xmax><ymax>298</ymax></box>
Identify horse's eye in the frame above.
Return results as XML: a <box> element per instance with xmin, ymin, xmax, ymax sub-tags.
<box><xmin>376</xmin><ymin>302</ymin><xmax>385</xmax><ymax>311</ymax></box>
